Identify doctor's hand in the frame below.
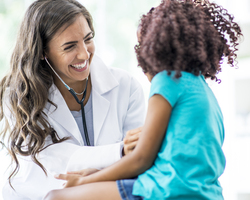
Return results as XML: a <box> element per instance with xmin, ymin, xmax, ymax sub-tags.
<box><xmin>67</xmin><ymin>168</ymin><xmax>100</xmax><ymax>177</ymax></box>
<box><xmin>123</xmin><ymin>127</ymin><xmax>142</xmax><ymax>156</ymax></box>
<box><xmin>55</xmin><ymin>173</ymin><xmax>85</xmax><ymax>188</ymax></box>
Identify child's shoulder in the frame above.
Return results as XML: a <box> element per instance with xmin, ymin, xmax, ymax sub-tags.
<box><xmin>151</xmin><ymin>70</ymin><xmax>207</xmax><ymax>97</ymax></box>
<box><xmin>152</xmin><ymin>70</ymin><xmax>201</xmax><ymax>84</ymax></box>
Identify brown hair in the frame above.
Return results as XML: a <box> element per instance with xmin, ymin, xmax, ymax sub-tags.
<box><xmin>0</xmin><ymin>0</ymin><xmax>94</xmax><ymax>186</ymax></box>
<box><xmin>135</xmin><ymin>0</ymin><xmax>242</xmax><ymax>81</ymax></box>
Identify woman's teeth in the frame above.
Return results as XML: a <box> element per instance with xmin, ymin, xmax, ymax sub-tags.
<box><xmin>71</xmin><ymin>60</ymin><xmax>87</xmax><ymax>69</ymax></box>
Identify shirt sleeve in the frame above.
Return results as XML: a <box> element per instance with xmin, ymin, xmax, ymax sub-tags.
<box><xmin>149</xmin><ymin>71</ymin><xmax>182</xmax><ymax>107</ymax></box>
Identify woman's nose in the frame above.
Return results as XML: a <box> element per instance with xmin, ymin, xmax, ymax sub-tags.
<box><xmin>77</xmin><ymin>42</ymin><xmax>90</xmax><ymax>60</ymax></box>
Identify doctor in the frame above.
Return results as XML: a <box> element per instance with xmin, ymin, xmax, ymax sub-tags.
<box><xmin>0</xmin><ymin>0</ymin><xmax>145</xmax><ymax>199</ymax></box>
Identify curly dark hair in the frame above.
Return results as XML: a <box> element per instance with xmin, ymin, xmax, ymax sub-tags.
<box><xmin>135</xmin><ymin>0</ymin><xmax>242</xmax><ymax>81</ymax></box>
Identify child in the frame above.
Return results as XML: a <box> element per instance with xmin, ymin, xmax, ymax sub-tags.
<box><xmin>45</xmin><ymin>0</ymin><xmax>242</xmax><ymax>199</ymax></box>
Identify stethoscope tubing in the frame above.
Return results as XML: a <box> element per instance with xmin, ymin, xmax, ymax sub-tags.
<box><xmin>45</xmin><ymin>57</ymin><xmax>91</xmax><ymax>146</ymax></box>
<box><xmin>69</xmin><ymin>82</ymin><xmax>91</xmax><ymax>146</ymax></box>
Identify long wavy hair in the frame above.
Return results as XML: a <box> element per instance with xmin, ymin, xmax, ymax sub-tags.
<box><xmin>135</xmin><ymin>0</ymin><xmax>242</xmax><ymax>81</ymax></box>
<box><xmin>0</xmin><ymin>0</ymin><xmax>95</xmax><ymax>186</ymax></box>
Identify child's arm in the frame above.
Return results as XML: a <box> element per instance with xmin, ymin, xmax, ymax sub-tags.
<box><xmin>57</xmin><ymin>94</ymin><xmax>172</xmax><ymax>187</ymax></box>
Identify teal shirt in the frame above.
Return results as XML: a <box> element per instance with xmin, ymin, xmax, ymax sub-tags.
<box><xmin>132</xmin><ymin>71</ymin><xmax>225</xmax><ymax>200</ymax></box>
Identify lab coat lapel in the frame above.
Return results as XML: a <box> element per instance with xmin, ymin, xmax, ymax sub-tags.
<box><xmin>92</xmin><ymin>90</ymin><xmax>110</xmax><ymax>145</ymax></box>
<box><xmin>90</xmin><ymin>56</ymin><xmax>119</xmax><ymax>144</ymax></box>
<box><xmin>44</xmin><ymin>85</ymin><xmax>84</xmax><ymax>145</ymax></box>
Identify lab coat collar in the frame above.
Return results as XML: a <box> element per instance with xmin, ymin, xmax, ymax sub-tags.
<box><xmin>90</xmin><ymin>55</ymin><xmax>119</xmax><ymax>94</ymax></box>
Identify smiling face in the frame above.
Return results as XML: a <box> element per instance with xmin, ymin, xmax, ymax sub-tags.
<box><xmin>45</xmin><ymin>14</ymin><xmax>95</xmax><ymax>87</ymax></box>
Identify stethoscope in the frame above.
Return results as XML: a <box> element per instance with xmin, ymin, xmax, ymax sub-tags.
<box><xmin>45</xmin><ymin>57</ymin><xmax>91</xmax><ymax>146</ymax></box>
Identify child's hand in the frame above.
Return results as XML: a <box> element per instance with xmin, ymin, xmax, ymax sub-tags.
<box><xmin>123</xmin><ymin>127</ymin><xmax>142</xmax><ymax>155</ymax></box>
<box><xmin>54</xmin><ymin>173</ymin><xmax>83</xmax><ymax>188</ymax></box>
<box><xmin>67</xmin><ymin>168</ymin><xmax>99</xmax><ymax>177</ymax></box>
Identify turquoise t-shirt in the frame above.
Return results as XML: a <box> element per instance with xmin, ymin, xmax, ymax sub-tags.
<box><xmin>132</xmin><ymin>71</ymin><xmax>225</xmax><ymax>200</ymax></box>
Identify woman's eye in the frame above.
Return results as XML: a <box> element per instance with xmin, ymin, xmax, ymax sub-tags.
<box><xmin>64</xmin><ymin>45</ymin><xmax>75</xmax><ymax>51</ymax></box>
<box><xmin>85</xmin><ymin>37</ymin><xmax>93</xmax><ymax>43</ymax></box>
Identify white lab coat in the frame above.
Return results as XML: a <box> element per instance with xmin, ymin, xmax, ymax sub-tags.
<box><xmin>2</xmin><ymin>55</ymin><xmax>145</xmax><ymax>200</ymax></box>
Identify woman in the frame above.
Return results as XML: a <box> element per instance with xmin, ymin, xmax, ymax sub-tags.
<box><xmin>0</xmin><ymin>0</ymin><xmax>145</xmax><ymax>199</ymax></box>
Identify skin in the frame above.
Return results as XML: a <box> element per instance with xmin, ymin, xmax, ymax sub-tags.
<box><xmin>45</xmin><ymin>14</ymin><xmax>95</xmax><ymax>110</ymax></box>
<box><xmin>123</xmin><ymin>127</ymin><xmax>142</xmax><ymax>155</ymax></box>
